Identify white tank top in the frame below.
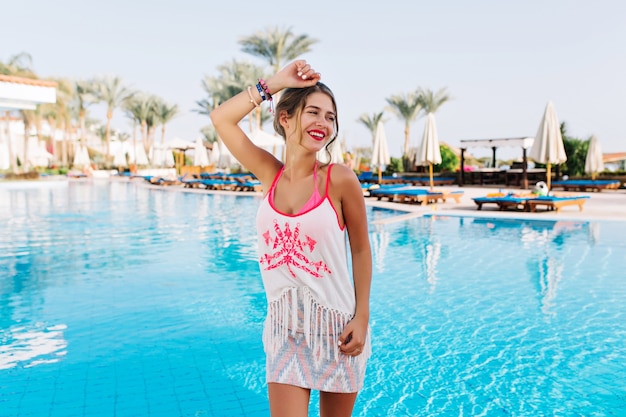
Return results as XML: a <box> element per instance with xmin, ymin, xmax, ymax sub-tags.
<box><xmin>256</xmin><ymin>164</ymin><xmax>363</xmax><ymax>361</ymax></box>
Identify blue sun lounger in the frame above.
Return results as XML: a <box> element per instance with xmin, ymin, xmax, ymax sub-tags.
<box><xmin>473</xmin><ymin>195</ymin><xmax>531</xmax><ymax>211</ymax></box>
<box><xmin>526</xmin><ymin>195</ymin><xmax>589</xmax><ymax>212</ymax></box>
<box><xmin>403</xmin><ymin>176</ymin><xmax>456</xmax><ymax>186</ymax></box>
<box><xmin>550</xmin><ymin>180</ymin><xmax>620</xmax><ymax>192</ymax></box>
<box><xmin>369</xmin><ymin>186</ymin><xmax>463</xmax><ymax>205</ymax></box>
<box><xmin>368</xmin><ymin>185</ymin><xmax>420</xmax><ymax>199</ymax></box>
<box><xmin>394</xmin><ymin>188</ymin><xmax>463</xmax><ymax>204</ymax></box>
<box><xmin>474</xmin><ymin>194</ymin><xmax>589</xmax><ymax>212</ymax></box>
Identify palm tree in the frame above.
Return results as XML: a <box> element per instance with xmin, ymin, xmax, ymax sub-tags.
<box><xmin>418</xmin><ymin>87</ymin><xmax>451</xmax><ymax>114</ymax></box>
<box><xmin>155</xmin><ymin>101</ymin><xmax>179</xmax><ymax>144</ymax></box>
<box><xmin>75</xmin><ymin>79</ymin><xmax>98</xmax><ymax>145</ymax></box>
<box><xmin>0</xmin><ymin>52</ymin><xmax>35</xmax><ymax>77</ymax></box>
<box><xmin>40</xmin><ymin>77</ymin><xmax>73</xmax><ymax>164</ymax></box>
<box><xmin>124</xmin><ymin>93</ymin><xmax>157</xmax><ymax>152</ymax></box>
<box><xmin>357</xmin><ymin>112</ymin><xmax>385</xmax><ymax>144</ymax></box>
<box><xmin>240</xmin><ymin>26</ymin><xmax>318</xmax><ymax>130</ymax></box>
<box><xmin>197</xmin><ymin>59</ymin><xmax>266</xmax><ymax>131</ymax></box>
<box><xmin>239</xmin><ymin>26</ymin><xmax>318</xmax><ymax>73</ymax></box>
<box><xmin>93</xmin><ymin>75</ymin><xmax>133</xmax><ymax>164</ymax></box>
<box><xmin>123</xmin><ymin>94</ymin><xmax>146</xmax><ymax>164</ymax></box>
<box><xmin>386</xmin><ymin>92</ymin><xmax>423</xmax><ymax>159</ymax></box>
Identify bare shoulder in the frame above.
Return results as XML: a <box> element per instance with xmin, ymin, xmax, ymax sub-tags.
<box><xmin>328</xmin><ymin>163</ymin><xmax>359</xmax><ymax>186</ymax></box>
<box><xmin>327</xmin><ymin>164</ymin><xmax>362</xmax><ymax>204</ymax></box>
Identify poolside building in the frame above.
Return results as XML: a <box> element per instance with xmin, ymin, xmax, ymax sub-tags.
<box><xmin>0</xmin><ymin>74</ymin><xmax>57</xmax><ymax>172</ymax></box>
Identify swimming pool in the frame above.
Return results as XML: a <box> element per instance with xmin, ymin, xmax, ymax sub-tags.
<box><xmin>1</xmin><ymin>180</ymin><xmax>624</xmax><ymax>416</ymax></box>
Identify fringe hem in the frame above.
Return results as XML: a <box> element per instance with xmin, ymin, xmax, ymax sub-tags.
<box><xmin>263</xmin><ymin>287</ymin><xmax>371</xmax><ymax>366</ymax></box>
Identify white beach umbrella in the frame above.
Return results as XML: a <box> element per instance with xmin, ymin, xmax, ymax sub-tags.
<box><xmin>329</xmin><ymin>139</ymin><xmax>344</xmax><ymax>164</ymax></box>
<box><xmin>416</xmin><ymin>113</ymin><xmax>442</xmax><ymax>190</ymax></box>
<box><xmin>113</xmin><ymin>142</ymin><xmax>127</xmax><ymax>167</ymax></box>
<box><xmin>247</xmin><ymin>127</ymin><xmax>284</xmax><ymax>160</ymax></box>
<box><xmin>73</xmin><ymin>144</ymin><xmax>91</xmax><ymax>167</ymax></box>
<box><xmin>27</xmin><ymin>138</ymin><xmax>53</xmax><ymax>167</ymax></box>
<box><xmin>211</xmin><ymin>139</ymin><xmax>232</xmax><ymax>169</ymax></box>
<box><xmin>149</xmin><ymin>143</ymin><xmax>175</xmax><ymax>167</ymax></box>
<box><xmin>529</xmin><ymin>101</ymin><xmax>567</xmax><ymax>190</ymax></box>
<box><xmin>584</xmin><ymin>135</ymin><xmax>604</xmax><ymax>179</ymax></box>
<box><xmin>166</xmin><ymin>137</ymin><xmax>194</xmax><ymax>150</ymax></box>
<box><xmin>193</xmin><ymin>137</ymin><xmax>210</xmax><ymax>167</ymax></box>
<box><xmin>317</xmin><ymin>139</ymin><xmax>344</xmax><ymax>164</ymax></box>
<box><xmin>128</xmin><ymin>142</ymin><xmax>149</xmax><ymax>166</ymax></box>
<box><xmin>371</xmin><ymin>121</ymin><xmax>390</xmax><ymax>183</ymax></box>
<box><xmin>0</xmin><ymin>141</ymin><xmax>9</xmax><ymax>170</ymax></box>
<box><xmin>248</xmin><ymin>128</ymin><xmax>283</xmax><ymax>148</ymax></box>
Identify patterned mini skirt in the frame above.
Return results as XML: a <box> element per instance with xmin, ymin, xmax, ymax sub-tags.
<box><xmin>263</xmin><ymin>287</ymin><xmax>370</xmax><ymax>393</ymax></box>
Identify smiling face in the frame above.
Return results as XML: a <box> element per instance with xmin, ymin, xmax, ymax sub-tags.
<box><xmin>274</xmin><ymin>83</ymin><xmax>339</xmax><ymax>154</ymax></box>
<box><xmin>294</xmin><ymin>92</ymin><xmax>336</xmax><ymax>149</ymax></box>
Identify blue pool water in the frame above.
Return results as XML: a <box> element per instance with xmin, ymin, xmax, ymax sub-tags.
<box><xmin>1</xmin><ymin>180</ymin><xmax>625</xmax><ymax>417</ymax></box>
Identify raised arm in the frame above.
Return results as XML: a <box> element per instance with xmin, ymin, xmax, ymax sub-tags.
<box><xmin>209</xmin><ymin>60</ymin><xmax>321</xmax><ymax>186</ymax></box>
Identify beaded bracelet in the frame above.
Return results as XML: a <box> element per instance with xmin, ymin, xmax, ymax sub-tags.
<box><xmin>246</xmin><ymin>86</ymin><xmax>260</xmax><ymax>107</ymax></box>
<box><xmin>258</xmin><ymin>79</ymin><xmax>272</xmax><ymax>99</ymax></box>
<box><xmin>257</xmin><ymin>79</ymin><xmax>274</xmax><ymax>113</ymax></box>
<box><xmin>255</xmin><ymin>83</ymin><xmax>267</xmax><ymax>101</ymax></box>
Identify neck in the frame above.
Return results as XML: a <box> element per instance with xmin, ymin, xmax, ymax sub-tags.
<box><xmin>283</xmin><ymin>155</ymin><xmax>318</xmax><ymax>181</ymax></box>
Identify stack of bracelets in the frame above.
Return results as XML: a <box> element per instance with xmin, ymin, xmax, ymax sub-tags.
<box><xmin>246</xmin><ymin>78</ymin><xmax>274</xmax><ymax>113</ymax></box>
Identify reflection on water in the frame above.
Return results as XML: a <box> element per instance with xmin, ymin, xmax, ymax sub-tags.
<box><xmin>0</xmin><ymin>323</ymin><xmax>67</xmax><ymax>369</ymax></box>
<box><xmin>535</xmin><ymin>255</ymin><xmax>564</xmax><ymax>315</ymax></box>
<box><xmin>424</xmin><ymin>241</ymin><xmax>441</xmax><ymax>291</ymax></box>
<box><xmin>437</xmin><ymin>216</ymin><xmax>598</xmax><ymax>314</ymax></box>
<box><xmin>371</xmin><ymin>225</ymin><xmax>390</xmax><ymax>273</ymax></box>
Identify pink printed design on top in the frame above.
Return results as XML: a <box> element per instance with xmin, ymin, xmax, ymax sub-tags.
<box><xmin>260</xmin><ymin>220</ymin><xmax>331</xmax><ymax>279</ymax></box>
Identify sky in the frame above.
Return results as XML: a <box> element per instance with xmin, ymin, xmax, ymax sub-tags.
<box><xmin>2</xmin><ymin>0</ymin><xmax>625</xmax><ymax>161</ymax></box>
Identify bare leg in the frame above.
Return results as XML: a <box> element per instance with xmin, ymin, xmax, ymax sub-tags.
<box><xmin>268</xmin><ymin>383</ymin><xmax>311</xmax><ymax>417</ymax></box>
<box><xmin>319</xmin><ymin>391</ymin><xmax>358</xmax><ymax>417</ymax></box>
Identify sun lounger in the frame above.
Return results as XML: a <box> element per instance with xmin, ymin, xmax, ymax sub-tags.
<box><xmin>403</xmin><ymin>177</ymin><xmax>456</xmax><ymax>186</ymax></box>
<box><xmin>436</xmin><ymin>190</ymin><xmax>464</xmax><ymax>203</ymax></box>
<box><xmin>200</xmin><ymin>179</ymin><xmax>238</xmax><ymax>190</ymax></box>
<box><xmin>233</xmin><ymin>177</ymin><xmax>262</xmax><ymax>192</ymax></box>
<box><xmin>394</xmin><ymin>189</ymin><xmax>441</xmax><ymax>205</ymax></box>
<box><xmin>369</xmin><ymin>186</ymin><xmax>460</xmax><ymax>205</ymax></box>
<box><xmin>358</xmin><ymin>172</ymin><xmax>405</xmax><ymax>185</ymax></box>
<box><xmin>550</xmin><ymin>180</ymin><xmax>620</xmax><ymax>192</ymax></box>
<box><xmin>525</xmin><ymin>196</ymin><xmax>589</xmax><ymax>212</ymax></box>
<box><xmin>368</xmin><ymin>185</ymin><xmax>418</xmax><ymax>201</ymax></box>
<box><xmin>357</xmin><ymin>171</ymin><xmax>375</xmax><ymax>183</ymax></box>
<box><xmin>150</xmin><ymin>177</ymin><xmax>182</xmax><ymax>186</ymax></box>
<box><xmin>473</xmin><ymin>193</ymin><xmax>589</xmax><ymax>213</ymax></box>
<box><xmin>395</xmin><ymin>188</ymin><xmax>463</xmax><ymax>204</ymax></box>
<box><xmin>473</xmin><ymin>195</ymin><xmax>531</xmax><ymax>211</ymax></box>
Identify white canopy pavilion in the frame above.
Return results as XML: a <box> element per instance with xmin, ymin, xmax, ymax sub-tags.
<box><xmin>0</xmin><ymin>75</ymin><xmax>57</xmax><ymax>110</ymax></box>
<box><xmin>0</xmin><ymin>75</ymin><xmax>57</xmax><ymax>172</ymax></box>
<box><xmin>458</xmin><ymin>137</ymin><xmax>536</xmax><ymax>188</ymax></box>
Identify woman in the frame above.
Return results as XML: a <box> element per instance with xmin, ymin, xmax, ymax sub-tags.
<box><xmin>210</xmin><ymin>60</ymin><xmax>372</xmax><ymax>417</ymax></box>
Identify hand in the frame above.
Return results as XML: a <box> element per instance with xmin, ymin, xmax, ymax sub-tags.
<box><xmin>338</xmin><ymin>316</ymin><xmax>368</xmax><ymax>357</ymax></box>
<box><xmin>268</xmin><ymin>60</ymin><xmax>321</xmax><ymax>92</ymax></box>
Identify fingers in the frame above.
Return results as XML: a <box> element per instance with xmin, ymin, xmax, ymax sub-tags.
<box><xmin>337</xmin><ymin>335</ymin><xmax>364</xmax><ymax>357</ymax></box>
<box><xmin>294</xmin><ymin>61</ymin><xmax>320</xmax><ymax>82</ymax></box>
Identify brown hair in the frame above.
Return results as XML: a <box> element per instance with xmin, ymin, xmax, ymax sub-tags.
<box><xmin>273</xmin><ymin>82</ymin><xmax>339</xmax><ymax>161</ymax></box>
